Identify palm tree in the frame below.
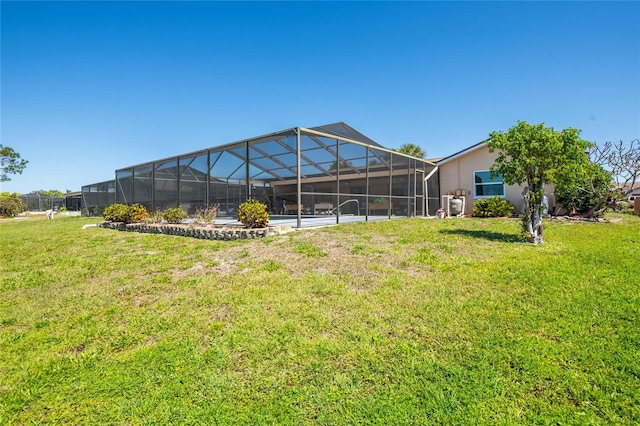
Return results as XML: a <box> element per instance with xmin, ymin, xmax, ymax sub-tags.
<box><xmin>394</xmin><ymin>143</ymin><xmax>425</xmax><ymax>159</ymax></box>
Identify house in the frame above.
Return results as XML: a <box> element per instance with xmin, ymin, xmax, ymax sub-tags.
<box><xmin>626</xmin><ymin>186</ymin><xmax>640</xmax><ymax>201</ymax></box>
<box><xmin>82</xmin><ymin>122</ymin><xmax>580</xmax><ymax>221</ymax></box>
<box><xmin>436</xmin><ymin>141</ymin><xmax>555</xmax><ymax>216</ymax></box>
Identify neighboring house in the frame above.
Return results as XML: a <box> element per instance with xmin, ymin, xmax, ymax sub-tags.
<box><xmin>437</xmin><ymin>141</ymin><xmax>555</xmax><ymax>216</ymax></box>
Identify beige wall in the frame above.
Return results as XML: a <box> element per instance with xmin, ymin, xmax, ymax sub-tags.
<box><xmin>438</xmin><ymin>144</ymin><xmax>554</xmax><ymax>216</ymax></box>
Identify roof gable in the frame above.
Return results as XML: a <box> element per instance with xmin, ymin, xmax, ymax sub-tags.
<box><xmin>309</xmin><ymin>122</ymin><xmax>383</xmax><ymax>147</ymax></box>
<box><xmin>437</xmin><ymin>140</ymin><xmax>489</xmax><ymax>165</ymax></box>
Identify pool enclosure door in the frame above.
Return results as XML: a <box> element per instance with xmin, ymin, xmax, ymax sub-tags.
<box><xmin>415</xmin><ymin>169</ymin><xmax>425</xmax><ymax>217</ymax></box>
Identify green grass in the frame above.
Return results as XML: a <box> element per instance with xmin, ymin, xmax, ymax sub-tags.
<box><xmin>1</xmin><ymin>214</ymin><xmax>639</xmax><ymax>424</ymax></box>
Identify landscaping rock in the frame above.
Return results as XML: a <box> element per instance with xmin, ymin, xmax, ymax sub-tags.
<box><xmin>98</xmin><ymin>221</ymin><xmax>271</xmax><ymax>240</ymax></box>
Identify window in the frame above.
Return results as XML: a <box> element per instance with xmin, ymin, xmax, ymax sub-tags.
<box><xmin>474</xmin><ymin>170</ymin><xmax>505</xmax><ymax>198</ymax></box>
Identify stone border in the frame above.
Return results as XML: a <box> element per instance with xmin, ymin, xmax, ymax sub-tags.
<box><xmin>98</xmin><ymin>221</ymin><xmax>275</xmax><ymax>240</ymax></box>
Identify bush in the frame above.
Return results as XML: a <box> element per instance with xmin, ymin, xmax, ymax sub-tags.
<box><xmin>102</xmin><ymin>203</ymin><xmax>130</xmax><ymax>222</ymax></box>
<box><xmin>237</xmin><ymin>199</ymin><xmax>269</xmax><ymax>228</ymax></box>
<box><xmin>194</xmin><ymin>207</ymin><xmax>217</xmax><ymax>225</ymax></box>
<box><xmin>128</xmin><ymin>204</ymin><xmax>150</xmax><ymax>223</ymax></box>
<box><xmin>146</xmin><ymin>209</ymin><xmax>164</xmax><ymax>224</ymax></box>
<box><xmin>162</xmin><ymin>207</ymin><xmax>187</xmax><ymax>224</ymax></box>
<box><xmin>473</xmin><ymin>196</ymin><xmax>515</xmax><ymax>218</ymax></box>
<box><xmin>0</xmin><ymin>192</ymin><xmax>24</xmax><ymax>217</ymax></box>
<box><xmin>102</xmin><ymin>203</ymin><xmax>149</xmax><ymax>224</ymax></box>
<box><xmin>555</xmin><ymin>162</ymin><xmax>611</xmax><ymax>217</ymax></box>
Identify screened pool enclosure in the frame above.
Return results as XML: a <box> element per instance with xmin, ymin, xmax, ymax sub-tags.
<box><xmin>82</xmin><ymin>123</ymin><xmax>440</xmax><ymax>228</ymax></box>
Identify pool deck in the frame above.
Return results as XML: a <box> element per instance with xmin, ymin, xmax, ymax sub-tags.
<box><xmin>213</xmin><ymin>214</ymin><xmax>404</xmax><ymax>229</ymax></box>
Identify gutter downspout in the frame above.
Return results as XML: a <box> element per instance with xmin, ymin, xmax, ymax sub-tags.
<box><xmin>424</xmin><ymin>166</ymin><xmax>439</xmax><ymax>217</ymax></box>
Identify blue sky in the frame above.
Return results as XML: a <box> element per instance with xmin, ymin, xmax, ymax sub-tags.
<box><xmin>1</xmin><ymin>1</ymin><xmax>638</xmax><ymax>194</ymax></box>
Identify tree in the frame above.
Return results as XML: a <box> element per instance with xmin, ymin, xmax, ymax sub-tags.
<box><xmin>0</xmin><ymin>145</ymin><xmax>28</xmax><ymax>182</ymax></box>
<box><xmin>488</xmin><ymin>121</ymin><xmax>592</xmax><ymax>244</ymax></box>
<box><xmin>38</xmin><ymin>189</ymin><xmax>64</xmax><ymax>197</ymax></box>
<box><xmin>394</xmin><ymin>143</ymin><xmax>425</xmax><ymax>159</ymax></box>
<box><xmin>589</xmin><ymin>139</ymin><xmax>639</xmax><ymax>195</ymax></box>
<box><xmin>554</xmin><ymin>162</ymin><xmax>612</xmax><ymax>218</ymax></box>
<box><xmin>0</xmin><ymin>192</ymin><xmax>25</xmax><ymax>216</ymax></box>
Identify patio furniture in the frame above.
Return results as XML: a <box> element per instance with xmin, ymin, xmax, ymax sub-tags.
<box><xmin>285</xmin><ymin>204</ymin><xmax>303</xmax><ymax>214</ymax></box>
<box><xmin>314</xmin><ymin>203</ymin><xmax>333</xmax><ymax>215</ymax></box>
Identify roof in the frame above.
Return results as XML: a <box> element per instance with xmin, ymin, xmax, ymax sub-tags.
<box><xmin>109</xmin><ymin>122</ymin><xmax>434</xmax><ymax>186</ymax></box>
<box><xmin>436</xmin><ymin>139</ymin><xmax>490</xmax><ymax>165</ymax></box>
<box><xmin>309</xmin><ymin>122</ymin><xmax>383</xmax><ymax>147</ymax></box>
<box><xmin>615</xmin><ymin>182</ymin><xmax>640</xmax><ymax>193</ymax></box>
<box><xmin>425</xmin><ymin>157</ymin><xmax>444</xmax><ymax>163</ymax></box>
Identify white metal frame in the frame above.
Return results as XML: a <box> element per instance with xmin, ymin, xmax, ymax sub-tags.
<box><xmin>473</xmin><ymin>170</ymin><xmax>506</xmax><ymax>199</ymax></box>
<box><xmin>441</xmin><ymin>194</ymin><xmax>466</xmax><ymax>217</ymax></box>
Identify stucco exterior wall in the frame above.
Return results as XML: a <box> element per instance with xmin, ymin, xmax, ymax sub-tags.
<box><xmin>438</xmin><ymin>144</ymin><xmax>554</xmax><ymax>216</ymax></box>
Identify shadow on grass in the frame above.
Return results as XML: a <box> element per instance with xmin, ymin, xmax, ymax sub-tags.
<box><xmin>439</xmin><ymin>229</ymin><xmax>522</xmax><ymax>243</ymax></box>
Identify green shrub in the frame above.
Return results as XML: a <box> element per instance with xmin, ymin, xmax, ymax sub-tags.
<box><xmin>0</xmin><ymin>192</ymin><xmax>24</xmax><ymax>216</ymax></box>
<box><xmin>473</xmin><ymin>196</ymin><xmax>515</xmax><ymax>218</ymax></box>
<box><xmin>617</xmin><ymin>200</ymin><xmax>640</xmax><ymax>216</ymax></box>
<box><xmin>102</xmin><ymin>203</ymin><xmax>130</xmax><ymax>222</ymax></box>
<box><xmin>194</xmin><ymin>207</ymin><xmax>217</xmax><ymax>225</ymax></box>
<box><xmin>555</xmin><ymin>162</ymin><xmax>611</xmax><ymax>217</ymax></box>
<box><xmin>237</xmin><ymin>199</ymin><xmax>269</xmax><ymax>228</ymax></box>
<box><xmin>102</xmin><ymin>203</ymin><xmax>150</xmax><ymax>223</ymax></box>
<box><xmin>146</xmin><ymin>209</ymin><xmax>164</xmax><ymax>224</ymax></box>
<box><xmin>162</xmin><ymin>207</ymin><xmax>187</xmax><ymax>224</ymax></box>
<box><xmin>128</xmin><ymin>204</ymin><xmax>150</xmax><ymax>223</ymax></box>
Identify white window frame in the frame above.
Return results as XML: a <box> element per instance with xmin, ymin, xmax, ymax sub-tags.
<box><xmin>473</xmin><ymin>170</ymin><xmax>505</xmax><ymax>199</ymax></box>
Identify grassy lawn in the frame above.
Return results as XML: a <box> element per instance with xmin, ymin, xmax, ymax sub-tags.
<box><xmin>1</xmin><ymin>214</ymin><xmax>638</xmax><ymax>424</ymax></box>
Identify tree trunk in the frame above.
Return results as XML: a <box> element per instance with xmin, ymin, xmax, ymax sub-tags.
<box><xmin>522</xmin><ymin>187</ymin><xmax>544</xmax><ymax>244</ymax></box>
